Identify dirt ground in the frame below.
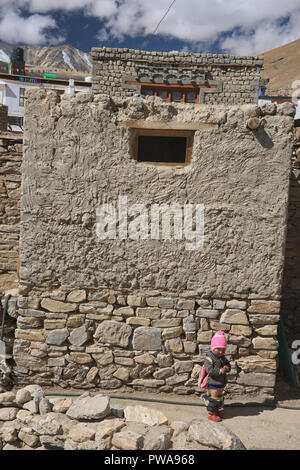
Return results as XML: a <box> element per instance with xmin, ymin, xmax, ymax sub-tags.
<box><xmin>41</xmin><ymin>377</ymin><xmax>300</xmax><ymax>451</ymax></box>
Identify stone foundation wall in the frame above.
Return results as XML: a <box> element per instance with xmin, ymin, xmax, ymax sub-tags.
<box><xmin>91</xmin><ymin>47</ymin><xmax>263</xmax><ymax>105</ymax></box>
<box><xmin>9</xmin><ymin>287</ymin><xmax>279</xmax><ymax>397</ymax></box>
<box><xmin>0</xmin><ymin>135</ymin><xmax>21</xmax><ymax>295</ymax></box>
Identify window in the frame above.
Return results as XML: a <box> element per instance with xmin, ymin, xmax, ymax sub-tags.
<box><xmin>132</xmin><ymin>129</ymin><xmax>193</xmax><ymax>166</ymax></box>
<box><xmin>186</xmin><ymin>91</ymin><xmax>197</xmax><ymax>103</ymax></box>
<box><xmin>143</xmin><ymin>89</ymin><xmax>154</xmax><ymax>97</ymax></box>
<box><xmin>157</xmin><ymin>90</ymin><xmax>168</xmax><ymax>101</ymax></box>
<box><xmin>141</xmin><ymin>85</ymin><xmax>199</xmax><ymax>103</ymax></box>
<box><xmin>172</xmin><ymin>91</ymin><xmax>182</xmax><ymax>102</ymax></box>
<box><xmin>19</xmin><ymin>88</ymin><xmax>25</xmax><ymax>107</ymax></box>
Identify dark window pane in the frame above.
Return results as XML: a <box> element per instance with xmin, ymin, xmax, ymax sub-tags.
<box><xmin>186</xmin><ymin>91</ymin><xmax>196</xmax><ymax>102</ymax></box>
<box><xmin>173</xmin><ymin>91</ymin><xmax>182</xmax><ymax>101</ymax></box>
<box><xmin>158</xmin><ymin>90</ymin><xmax>168</xmax><ymax>100</ymax></box>
<box><xmin>138</xmin><ymin>136</ymin><xmax>187</xmax><ymax>163</ymax></box>
<box><xmin>143</xmin><ymin>89</ymin><xmax>154</xmax><ymax>96</ymax></box>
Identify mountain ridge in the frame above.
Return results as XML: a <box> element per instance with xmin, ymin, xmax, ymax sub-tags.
<box><xmin>261</xmin><ymin>38</ymin><xmax>300</xmax><ymax>94</ymax></box>
<box><xmin>0</xmin><ymin>42</ymin><xmax>92</xmax><ymax>76</ymax></box>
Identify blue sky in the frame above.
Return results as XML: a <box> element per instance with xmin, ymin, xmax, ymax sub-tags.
<box><xmin>0</xmin><ymin>1</ymin><xmax>300</xmax><ymax>55</ymax></box>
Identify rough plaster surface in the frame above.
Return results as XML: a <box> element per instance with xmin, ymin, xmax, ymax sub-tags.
<box><xmin>20</xmin><ymin>89</ymin><xmax>294</xmax><ymax>297</ymax></box>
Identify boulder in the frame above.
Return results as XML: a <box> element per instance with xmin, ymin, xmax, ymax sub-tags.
<box><xmin>0</xmin><ymin>391</ymin><xmax>16</xmax><ymax>406</ymax></box>
<box><xmin>16</xmin><ymin>388</ymin><xmax>32</xmax><ymax>405</ymax></box>
<box><xmin>0</xmin><ymin>407</ymin><xmax>18</xmax><ymax>421</ymax></box>
<box><xmin>66</xmin><ymin>393</ymin><xmax>110</xmax><ymax>420</ymax></box>
<box><xmin>188</xmin><ymin>419</ymin><xmax>246</xmax><ymax>450</ymax></box>
<box><xmin>24</xmin><ymin>412</ymin><xmax>63</xmax><ymax>435</ymax></box>
<box><xmin>124</xmin><ymin>405</ymin><xmax>168</xmax><ymax>426</ymax></box>
<box><xmin>111</xmin><ymin>429</ymin><xmax>144</xmax><ymax>450</ymax></box>
<box><xmin>52</xmin><ymin>397</ymin><xmax>73</xmax><ymax>414</ymax></box>
<box><xmin>95</xmin><ymin>418</ymin><xmax>125</xmax><ymax>439</ymax></box>
<box><xmin>143</xmin><ymin>425</ymin><xmax>173</xmax><ymax>450</ymax></box>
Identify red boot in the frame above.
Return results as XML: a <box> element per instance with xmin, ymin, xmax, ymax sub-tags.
<box><xmin>208</xmin><ymin>413</ymin><xmax>222</xmax><ymax>422</ymax></box>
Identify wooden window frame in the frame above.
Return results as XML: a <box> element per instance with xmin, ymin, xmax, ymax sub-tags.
<box><xmin>132</xmin><ymin>128</ymin><xmax>193</xmax><ymax>167</ymax></box>
<box><xmin>141</xmin><ymin>84</ymin><xmax>200</xmax><ymax>104</ymax></box>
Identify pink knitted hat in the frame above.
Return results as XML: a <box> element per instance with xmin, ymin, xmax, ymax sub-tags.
<box><xmin>211</xmin><ymin>330</ymin><xmax>227</xmax><ymax>349</ymax></box>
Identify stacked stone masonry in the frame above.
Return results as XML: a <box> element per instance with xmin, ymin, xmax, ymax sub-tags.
<box><xmin>91</xmin><ymin>47</ymin><xmax>263</xmax><ymax>105</ymax></box>
<box><xmin>0</xmin><ymin>385</ymin><xmax>246</xmax><ymax>450</ymax></box>
<box><xmin>0</xmin><ymin>135</ymin><xmax>21</xmax><ymax>293</ymax></box>
<box><xmin>9</xmin><ymin>290</ymin><xmax>279</xmax><ymax>398</ymax></box>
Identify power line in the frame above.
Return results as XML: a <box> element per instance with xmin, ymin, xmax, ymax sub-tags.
<box><xmin>152</xmin><ymin>0</ymin><xmax>176</xmax><ymax>35</ymax></box>
<box><xmin>141</xmin><ymin>0</ymin><xmax>176</xmax><ymax>49</ymax></box>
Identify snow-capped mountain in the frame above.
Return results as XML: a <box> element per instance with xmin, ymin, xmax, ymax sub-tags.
<box><xmin>0</xmin><ymin>42</ymin><xmax>92</xmax><ymax>74</ymax></box>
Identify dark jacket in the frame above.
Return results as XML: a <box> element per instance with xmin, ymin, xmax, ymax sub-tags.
<box><xmin>204</xmin><ymin>351</ymin><xmax>231</xmax><ymax>387</ymax></box>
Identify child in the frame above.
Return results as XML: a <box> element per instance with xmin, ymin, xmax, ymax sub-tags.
<box><xmin>204</xmin><ymin>330</ymin><xmax>231</xmax><ymax>422</ymax></box>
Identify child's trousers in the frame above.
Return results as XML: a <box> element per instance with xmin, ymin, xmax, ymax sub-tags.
<box><xmin>206</xmin><ymin>395</ymin><xmax>223</xmax><ymax>414</ymax></box>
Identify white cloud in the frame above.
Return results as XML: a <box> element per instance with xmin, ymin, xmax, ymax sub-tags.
<box><xmin>93</xmin><ymin>0</ymin><xmax>300</xmax><ymax>55</ymax></box>
<box><xmin>0</xmin><ymin>7</ymin><xmax>65</xmax><ymax>45</ymax></box>
<box><xmin>0</xmin><ymin>1</ymin><xmax>299</xmax><ymax>54</ymax></box>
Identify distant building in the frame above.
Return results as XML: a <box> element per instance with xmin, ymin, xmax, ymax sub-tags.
<box><xmin>0</xmin><ymin>47</ymin><xmax>92</xmax><ymax>127</ymax></box>
<box><xmin>92</xmin><ymin>47</ymin><xmax>264</xmax><ymax>105</ymax></box>
<box><xmin>258</xmin><ymin>86</ymin><xmax>300</xmax><ymax>120</ymax></box>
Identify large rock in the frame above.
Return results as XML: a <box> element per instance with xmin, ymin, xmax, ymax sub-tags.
<box><xmin>220</xmin><ymin>309</ymin><xmax>249</xmax><ymax>325</ymax></box>
<box><xmin>68</xmin><ymin>423</ymin><xmax>96</xmax><ymax>443</ymax></box>
<box><xmin>124</xmin><ymin>405</ymin><xmax>168</xmax><ymax>426</ymax></box>
<box><xmin>237</xmin><ymin>372</ymin><xmax>276</xmax><ymax>387</ymax></box>
<box><xmin>236</xmin><ymin>356</ymin><xmax>277</xmax><ymax>373</ymax></box>
<box><xmin>132</xmin><ymin>327</ymin><xmax>162</xmax><ymax>351</ymax></box>
<box><xmin>66</xmin><ymin>393</ymin><xmax>110</xmax><ymax>420</ymax></box>
<box><xmin>46</xmin><ymin>328</ymin><xmax>69</xmax><ymax>346</ymax></box>
<box><xmin>96</xmin><ymin>418</ymin><xmax>125</xmax><ymax>439</ymax></box>
<box><xmin>143</xmin><ymin>425</ymin><xmax>173</xmax><ymax>450</ymax></box>
<box><xmin>52</xmin><ymin>397</ymin><xmax>73</xmax><ymax>413</ymax></box>
<box><xmin>41</xmin><ymin>298</ymin><xmax>77</xmax><ymax>313</ymax></box>
<box><xmin>23</xmin><ymin>413</ymin><xmax>63</xmax><ymax>435</ymax></box>
<box><xmin>252</xmin><ymin>337</ymin><xmax>278</xmax><ymax>350</ymax></box>
<box><xmin>16</xmin><ymin>388</ymin><xmax>32</xmax><ymax>405</ymax></box>
<box><xmin>111</xmin><ymin>429</ymin><xmax>144</xmax><ymax>450</ymax></box>
<box><xmin>68</xmin><ymin>325</ymin><xmax>90</xmax><ymax>347</ymax></box>
<box><xmin>0</xmin><ymin>392</ymin><xmax>16</xmax><ymax>406</ymax></box>
<box><xmin>188</xmin><ymin>419</ymin><xmax>246</xmax><ymax>450</ymax></box>
<box><xmin>247</xmin><ymin>300</ymin><xmax>280</xmax><ymax>314</ymax></box>
<box><xmin>18</xmin><ymin>429</ymin><xmax>40</xmax><ymax>448</ymax></box>
<box><xmin>39</xmin><ymin>435</ymin><xmax>65</xmax><ymax>450</ymax></box>
<box><xmin>248</xmin><ymin>314</ymin><xmax>280</xmax><ymax>326</ymax></box>
<box><xmin>0</xmin><ymin>408</ymin><xmax>18</xmax><ymax>421</ymax></box>
<box><xmin>94</xmin><ymin>320</ymin><xmax>132</xmax><ymax>347</ymax></box>
<box><xmin>67</xmin><ymin>290</ymin><xmax>87</xmax><ymax>303</ymax></box>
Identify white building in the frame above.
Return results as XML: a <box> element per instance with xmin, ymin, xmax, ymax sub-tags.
<box><xmin>258</xmin><ymin>97</ymin><xmax>300</xmax><ymax>120</ymax></box>
<box><xmin>0</xmin><ymin>72</ymin><xmax>92</xmax><ymax>123</ymax></box>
